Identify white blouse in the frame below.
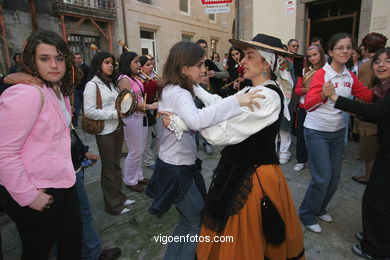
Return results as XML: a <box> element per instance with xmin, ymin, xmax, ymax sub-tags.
<box><xmin>83</xmin><ymin>75</ymin><xmax>120</xmax><ymax>135</ymax></box>
<box><xmin>158</xmin><ymin>84</ymin><xmax>241</xmax><ymax>166</ymax></box>
<box><xmin>170</xmin><ymin>80</ymin><xmax>282</xmax><ymax>146</ymax></box>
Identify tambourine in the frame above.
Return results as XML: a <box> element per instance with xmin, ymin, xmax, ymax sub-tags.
<box><xmin>115</xmin><ymin>89</ymin><xmax>138</xmax><ymax>117</ymax></box>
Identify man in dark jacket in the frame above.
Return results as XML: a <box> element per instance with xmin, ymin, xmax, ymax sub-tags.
<box><xmin>73</xmin><ymin>53</ymin><xmax>90</xmax><ymax>127</ymax></box>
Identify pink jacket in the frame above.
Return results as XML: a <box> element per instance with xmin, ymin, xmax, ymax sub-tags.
<box><xmin>0</xmin><ymin>84</ymin><xmax>75</xmax><ymax>206</ymax></box>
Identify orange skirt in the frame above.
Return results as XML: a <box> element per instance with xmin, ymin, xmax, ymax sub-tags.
<box><xmin>197</xmin><ymin>164</ymin><xmax>305</xmax><ymax>260</ymax></box>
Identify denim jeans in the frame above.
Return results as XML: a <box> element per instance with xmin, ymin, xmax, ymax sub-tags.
<box><xmin>163</xmin><ymin>182</ymin><xmax>204</xmax><ymax>260</ymax></box>
<box><xmin>299</xmin><ymin>127</ymin><xmax>345</xmax><ymax>225</ymax></box>
<box><xmin>295</xmin><ymin>107</ymin><xmax>308</xmax><ymax>163</ymax></box>
<box><xmin>76</xmin><ymin>170</ymin><xmax>102</xmax><ymax>260</ymax></box>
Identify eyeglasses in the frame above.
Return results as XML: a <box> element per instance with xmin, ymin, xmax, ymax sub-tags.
<box><xmin>333</xmin><ymin>46</ymin><xmax>353</xmax><ymax>52</ymax></box>
<box><xmin>372</xmin><ymin>59</ymin><xmax>390</xmax><ymax>66</ymax></box>
<box><xmin>292</xmin><ymin>45</ymin><xmax>299</xmax><ymax>48</ymax></box>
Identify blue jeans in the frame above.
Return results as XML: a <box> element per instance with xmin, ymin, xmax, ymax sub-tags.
<box><xmin>163</xmin><ymin>182</ymin><xmax>204</xmax><ymax>260</ymax></box>
<box><xmin>76</xmin><ymin>170</ymin><xmax>102</xmax><ymax>260</ymax></box>
<box><xmin>299</xmin><ymin>127</ymin><xmax>345</xmax><ymax>225</ymax></box>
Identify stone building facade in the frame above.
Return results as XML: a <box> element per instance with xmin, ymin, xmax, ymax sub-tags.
<box><xmin>0</xmin><ymin>0</ymin><xmax>235</xmax><ymax>75</ymax></box>
<box><xmin>0</xmin><ymin>0</ymin><xmax>116</xmax><ymax>75</ymax></box>
<box><xmin>117</xmin><ymin>0</ymin><xmax>235</xmax><ymax>72</ymax></box>
<box><xmin>236</xmin><ymin>0</ymin><xmax>390</xmax><ymax>54</ymax></box>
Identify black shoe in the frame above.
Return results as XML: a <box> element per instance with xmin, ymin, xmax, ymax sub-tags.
<box><xmin>352</xmin><ymin>243</ymin><xmax>387</xmax><ymax>260</ymax></box>
<box><xmin>99</xmin><ymin>247</ymin><xmax>122</xmax><ymax>260</ymax></box>
<box><xmin>355</xmin><ymin>232</ymin><xmax>363</xmax><ymax>242</ymax></box>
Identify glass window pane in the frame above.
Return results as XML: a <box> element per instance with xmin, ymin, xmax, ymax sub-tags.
<box><xmin>140</xmin><ymin>30</ymin><xmax>154</xmax><ymax>39</ymax></box>
<box><xmin>180</xmin><ymin>0</ymin><xmax>188</xmax><ymax>12</ymax></box>
<box><xmin>138</xmin><ymin>0</ymin><xmax>152</xmax><ymax>4</ymax></box>
<box><xmin>182</xmin><ymin>34</ymin><xmax>192</xmax><ymax>42</ymax></box>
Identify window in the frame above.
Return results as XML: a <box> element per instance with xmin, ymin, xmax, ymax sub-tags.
<box><xmin>210</xmin><ymin>39</ymin><xmax>218</xmax><ymax>53</ymax></box>
<box><xmin>67</xmin><ymin>34</ymin><xmax>100</xmax><ymax>65</ymax></box>
<box><xmin>180</xmin><ymin>0</ymin><xmax>189</xmax><ymax>14</ymax></box>
<box><xmin>209</xmin><ymin>13</ymin><xmax>216</xmax><ymax>22</ymax></box>
<box><xmin>182</xmin><ymin>34</ymin><xmax>192</xmax><ymax>42</ymax></box>
<box><xmin>138</xmin><ymin>0</ymin><xmax>152</xmax><ymax>4</ymax></box>
<box><xmin>140</xmin><ymin>30</ymin><xmax>154</xmax><ymax>39</ymax></box>
<box><xmin>63</xmin><ymin>0</ymin><xmax>98</xmax><ymax>8</ymax></box>
<box><xmin>140</xmin><ymin>29</ymin><xmax>157</xmax><ymax>66</ymax></box>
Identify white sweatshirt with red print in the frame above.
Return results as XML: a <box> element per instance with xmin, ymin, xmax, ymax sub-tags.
<box><xmin>303</xmin><ymin>63</ymin><xmax>373</xmax><ymax>132</ymax></box>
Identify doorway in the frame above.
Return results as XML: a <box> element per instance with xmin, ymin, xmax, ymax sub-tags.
<box><xmin>306</xmin><ymin>0</ymin><xmax>361</xmax><ymax>52</ymax></box>
<box><xmin>140</xmin><ymin>29</ymin><xmax>156</xmax><ymax>60</ymax></box>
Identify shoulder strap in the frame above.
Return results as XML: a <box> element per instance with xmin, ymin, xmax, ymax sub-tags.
<box><xmin>94</xmin><ymin>82</ymin><xmax>102</xmax><ymax>109</ymax></box>
<box><xmin>254</xmin><ymin>168</ymin><xmax>266</xmax><ymax>197</ymax></box>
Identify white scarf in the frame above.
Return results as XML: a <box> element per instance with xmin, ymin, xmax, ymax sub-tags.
<box><xmin>258</xmin><ymin>49</ymin><xmax>294</xmax><ymax>120</ymax></box>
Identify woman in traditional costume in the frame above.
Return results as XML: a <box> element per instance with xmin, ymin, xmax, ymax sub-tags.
<box><xmin>164</xmin><ymin>34</ymin><xmax>305</xmax><ymax>260</ymax></box>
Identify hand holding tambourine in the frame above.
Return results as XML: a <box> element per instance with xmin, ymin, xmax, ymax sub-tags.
<box><xmin>115</xmin><ymin>89</ymin><xmax>138</xmax><ymax>118</ymax></box>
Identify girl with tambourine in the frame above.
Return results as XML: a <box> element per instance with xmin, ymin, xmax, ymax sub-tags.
<box><xmin>138</xmin><ymin>55</ymin><xmax>160</xmax><ymax>169</ymax></box>
<box><xmin>84</xmin><ymin>51</ymin><xmax>136</xmax><ymax>215</ymax></box>
<box><xmin>117</xmin><ymin>52</ymin><xmax>158</xmax><ymax>193</ymax></box>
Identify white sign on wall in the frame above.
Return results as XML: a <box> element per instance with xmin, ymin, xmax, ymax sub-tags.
<box><xmin>285</xmin><ymin>0</ymin><xmax>296</xmax><ymax>14</ymax></box>
<box><xmin>205</xmin><ymin>4</ymin><xmax>230</xmax><ymax>14</ymax></box>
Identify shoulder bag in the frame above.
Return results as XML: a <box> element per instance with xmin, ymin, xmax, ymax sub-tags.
<box><xmin>81</xmin><ymin>82</ymin><xmax>104</xmax><ymax>135</ymax></box>
<box><xmin>254</xmin><ymin>168</ymin><xmax>286</xmax><ymax>245</ymax></box>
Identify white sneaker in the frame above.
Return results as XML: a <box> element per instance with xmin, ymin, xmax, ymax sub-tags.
<box><xmin>318</xmin><ymin>213</ymin><xmax>333</xmax><ymax>223</ymax></box>
<box><xmin>279</xmin><ymin>158</ymin><xmax>289</xmax><ymax>165</ymax></box>
<box><xmin>120</xmin><ymin>208</ymin><xmax>130</xmax><ymax>214</ymax></box>
<box><xmin>124</xmin><ymin>199</ymin><xmax>135</xmax><ymax>206</ymax></box>
<box><xmin>305</xmin><ymin>224</ymin><xmax>322</xmax><ymax>233</ymax></box>
<box><xmin>293</xmin><ymin>163</ymin><xmax>305</xmax><ymax>171</ymax></box>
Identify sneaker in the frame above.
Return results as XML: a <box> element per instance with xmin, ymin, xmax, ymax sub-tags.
<box><xmin>305</xmin><ymin>223</ymin><xmax>322</xmax><ymax>233</ymax></box>
<box><xmin>293</xmin><ymin>163</ymin><xmax>305</xmax><ymax>171</ymax></box>
<box><xmin>355</xmin><ymin>232</ymin><xmax>363</xmax><ymax>242</ymax></box>
<box><xmin>204</xmin><ymin>144</ymin><xmax>213</xmax><ymax>155</ymax></box>
<box><xmin>124</xmin><ymin>199</ymin><xmax>135</xmax><ymax>206</ymax></box>
<box><xmin>352</xmin><ymin>243</ymin><xmax>385</xmax><ymax>260</ymax></box>
<box><xmin>120</xmin><ymin>208</ymin><xmax>130</xmax><ymax>214</ymax></box>
<box><xmin>318</xmin><ymin>213</ymin><xmax>333</xmax><ymax>223</ymax></box>
<box><xmin>279</xmin><ymin>158</ymin><xmax>289</xmax><ymax>165</ymax></box>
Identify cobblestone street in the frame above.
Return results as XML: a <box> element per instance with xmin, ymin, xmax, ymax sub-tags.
<box><xmin>1</xmin><ymin>129</ymin><xmax>366</xmax><ymax>260</ymax></box>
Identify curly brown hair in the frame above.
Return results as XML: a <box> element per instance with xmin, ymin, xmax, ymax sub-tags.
<box><xmin>20</xmin><ymin>30</ymin><xmax>78</xmax><ymax>97</ymax></box>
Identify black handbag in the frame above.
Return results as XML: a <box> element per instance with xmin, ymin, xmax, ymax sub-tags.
<box><xmin>254</xmin><ymin>169</ymin><xmax>286</xmax><ymax>245</ymax></box>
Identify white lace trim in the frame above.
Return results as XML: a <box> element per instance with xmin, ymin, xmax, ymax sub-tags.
<box><xmin>168</xmin><ymin>115</ymin><xmax>188</xmax><ymax>140</ymax></box>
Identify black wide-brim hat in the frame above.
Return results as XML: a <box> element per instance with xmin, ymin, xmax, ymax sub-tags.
<box><xmin>229</xmin><ymin>34</ymin><xmax>294</xmax><ymax>56</ymax></box>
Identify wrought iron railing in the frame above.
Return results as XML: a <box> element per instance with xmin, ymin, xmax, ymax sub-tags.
<box><xmin>54</xmin><ymin>0</ymin><xmax>115</xmax><ymax>12</ymax></box>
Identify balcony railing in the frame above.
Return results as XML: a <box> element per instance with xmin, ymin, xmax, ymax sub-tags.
<box><xmin>52</xmin><ymin>0</ymin><xmax>116</xmax><ymax>21</ymax></box>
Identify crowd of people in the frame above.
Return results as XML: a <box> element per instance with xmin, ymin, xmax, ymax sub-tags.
<box><xmin>0</xmin><ymin>28</ymin><xmax>389</xmax><ymax>260</ymax></box>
